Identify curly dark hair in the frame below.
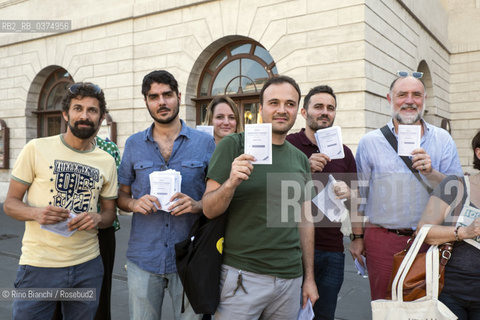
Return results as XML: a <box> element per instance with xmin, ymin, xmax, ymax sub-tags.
<box><xmin>472</xmin><ymin>130</ymin><xmax>480</xmax><ymax>170</ymax></box>
<box><xmin>61</xmin><ymin>82</ymin><xmax>107</xmax><ymax>117</ymax></box>
<box><xmin>141</xmin><ymin>70</ymin><xmax>179</xmax><ymax>98</ymax></box>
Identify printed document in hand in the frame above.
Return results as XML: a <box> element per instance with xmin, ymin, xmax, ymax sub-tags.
<box><xmin>354</xmin><ymin>255</ymin><xmax>368</xmax><ymax>278</ymax></box>
<box><xmin>314</xmin><ymin>126</ymin><xmax>344</xmax><ymax>159</ymax></box>
<box><xmin>149</xmin><ymin>169</ymin><xmax>182</xmax><ymax>212</ymax></box>
<box><xmin>41</xmin><ymin>211</ymin><xmax>77</xmax><ymax>237</ymax></box>
<box><xmin>397</xmin><ymin>124</ymin><xmax>421</xmax><ymax>156</ymax></box>
<box><xmin>456</xmin><ymin>206</ymin><xmax>480</xmax><ymax>250</ymax></box>
<box><xmin>297</xmin><ymin>298</ymin><xmax>314</xmax><ymax>320</ymax></box>
<box><xmin>245</xmin><ymin>123</ymin><xmax>272</xmax><ymax>165</ymax></box>
<box><xmin>312</xmin><ymin>174</ymin><xmax>347</xmax><ymax>223</ymax></box>
<box><xmin>196</xmin><ymin>125</ymin><xmax>214</xmax><ymax>136</ymax></box>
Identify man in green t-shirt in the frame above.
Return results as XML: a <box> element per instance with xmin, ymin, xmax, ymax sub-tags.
<box><xmin>203</xmin><ymin>75</ymin><xmax>319</xmax><ymax>319</ymax></box>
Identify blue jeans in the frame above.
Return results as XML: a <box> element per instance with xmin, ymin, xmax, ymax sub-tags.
<box><xmin>440</xmin><ymin>291</ymin><xmax>480</xmax><ymax>320</ymax></box>
<box><xmin>313</xmin><ymin>250</ymin><xmax>344</xmax><ymax>320</ymax></box>
<box><xmin>127</xmin><ymin>259</ymin><xmax>201</xmax><ymax>320</ymax></box>
<box><xmin>12</xmin><ymin>255</ymin><xmax>103</xmax><ymax>320</ymax></box>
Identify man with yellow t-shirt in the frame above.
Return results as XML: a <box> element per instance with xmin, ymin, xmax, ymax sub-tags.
<box><xmin>3</xmin><ymin>82</ymin><xmax>118</xmax><ymax>320</ymax></box>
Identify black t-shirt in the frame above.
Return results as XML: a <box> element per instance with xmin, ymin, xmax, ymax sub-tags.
<box><xmin>433</xmin><ymin>175</ymin><xmax>480</xmax><ymax>301</ymax></box>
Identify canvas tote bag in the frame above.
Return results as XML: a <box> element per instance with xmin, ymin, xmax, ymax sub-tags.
<box><xmin>371</xmin><ymin>224</ymin><xmax>457</xmax><ymax>320</ymax></box>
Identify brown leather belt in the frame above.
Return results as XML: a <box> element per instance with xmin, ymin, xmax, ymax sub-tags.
<box><xmin>386</xmin><ymin>228</ymin><xmax>414</xmax><ymax>236</ymax></box>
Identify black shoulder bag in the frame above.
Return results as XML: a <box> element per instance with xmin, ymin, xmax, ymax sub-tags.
<box><xmin>175</xmin><ymin>133</ymin><xmax>244</xmax><ymax>315</ymax></box>
<box><xmin>175</xmin><ymin>212</ymin><xmax>227</xmax><ymax>314</ymax></box>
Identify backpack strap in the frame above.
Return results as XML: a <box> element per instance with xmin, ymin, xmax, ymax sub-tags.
<box><xmin>181</xmin><ymin>289</ymin><xmax>185</xmax><ymax>313</ymax></box>
<box><xmin>380</xmin><ymin>125</ymin><xmax>433</xmax><ymax>194</ymax></box>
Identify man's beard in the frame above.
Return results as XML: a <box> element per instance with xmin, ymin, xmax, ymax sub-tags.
<box><xmin>149</xmin><ymin>99</ymin><xmax>180</xmax><ymax>124</ymax></box>
<box><xmin>392</xmin><ymin>102</ymin><xmax>425</xmax><ymax>125</ymax></box>
<box><xmin>272</xmin><ymin>126</ymin><xmax>291</xmax><ymax>135</ymax></box>
<box><xmin>68</xmin><ymin>119</ymin><xmax>98</xmax><ymax>139</ymax></box>
<box><xmin>306</xmin><ymin>114</ymin><xmax>334</xmax><ymax>131</ymax></box>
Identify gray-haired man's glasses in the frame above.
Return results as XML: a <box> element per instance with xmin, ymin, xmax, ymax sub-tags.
<box><xmin>396</xmin><ymin>71</ymin><xmax>423</xmax><ymax>79</ymax></box>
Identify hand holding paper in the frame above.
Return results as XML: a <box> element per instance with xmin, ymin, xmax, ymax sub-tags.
<box><xmin>314</xmin><ymin>126</ymin><xmax>344</xmax><ymax>160</ymax></box>
<box><xmin>354</xmin><ymin>255</ymin><xmax>368</xmax><ymax>278</ymax></box>
<box><xmin>308</xmin><ymin>153</ymin><xmax>330</xmax><ymax>172</ymax></box>
<box><xmin>462</xmin><ymin>216</ymin><xmax>480</xmax><ymax>241</ymax></box>
<box><xmin>150</xmin><ymin>169</ymin><xmax>182</xmax><ymax>212</ymax></box>
<box><xmin>130</xmin><ymin>194</ymin><xmax>161</xmax><ymax>215</ymax></box>
<box><xmin>297</xmin><ymin>299</ymin><xmax>314</xmax><ymax>320</ymax></box>
<box><xmin>34</xmin><ymin>205</ymin><xmax>70</xmax><ymax>225</ymax></box>
<box><xmin>168</xmin><ymin>192</ymin><xmax>202</xmax><ymax>216</ymax></box>
<box><xmin>68</xmin><ymin>211</ymin><xmax>102</xmax><ymax>231</ymax></box>
<box><xmin>397</xmin><ymin>124</ymin><xmax>421</xmax><ymax>156</ymax></box>
<box><xmin>411</xmin><ymin>148</ymin><xmax>433</xmax><ymax>174</ymax></box>
<box><xmin>245</xmin><ymin>124</ymin><xmax>272</xmax><ymax>164</ymax></box>
<box><xmin>226</xmin><ymin>154</ymin><xmax>255</xmax><ymax>189</ymax></box>
<box><xmin>41</xmin><ymin>211</ymin><xmax>77</xmax><ymax>237</ymax></box>
<box><xmin>456</xmin><ymin>206</ymin><xmax>480</xmax><ymax>250</ymax></box>
<box><xmin>333</xmin><ymin>180</ymin><xmax>351</xmax><ymax>200</ymax></box>
<box><xmin>311</xmin><ymin>175</ymin><xmax>348</xmax><ymax>223</ymax></box>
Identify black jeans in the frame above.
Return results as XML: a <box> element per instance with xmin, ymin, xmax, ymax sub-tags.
<box><xmin>440</xmin><ymin>291</ymin><xmax>480</xmax><ymax>320</ymax></box>
<box><xmin>313</xmin><ymin>250</ymin><xmax>345</xmax><ymax>320</ymax></box>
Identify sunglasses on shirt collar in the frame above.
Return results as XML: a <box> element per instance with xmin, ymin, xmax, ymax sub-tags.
<box><xmin>396</xmin><ymin>71</ymin><xmax>424</xmax><ymax>79</ymax></box>
<box><xmin>68</xmin><ymin>82</ymin><xmax>102</xmax><ymax>95</ymax></box>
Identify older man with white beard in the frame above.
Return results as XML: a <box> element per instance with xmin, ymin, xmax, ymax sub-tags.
<box><xmin>349</xmin><ymin>72</ymin><xmax>462</xmax><ymax>300</ymax></box>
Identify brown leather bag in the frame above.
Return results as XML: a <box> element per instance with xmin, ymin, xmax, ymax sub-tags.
<box><xmin>386</xmin><ymin>239</ymin><xmax>453</xmax><ymax>301</ymax></box>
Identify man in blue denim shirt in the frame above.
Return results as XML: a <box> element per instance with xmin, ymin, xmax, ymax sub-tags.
<box><xmin>117</xmin><ymin>70</ymin><xmax>215</xmax><ymax>320</ymax></box>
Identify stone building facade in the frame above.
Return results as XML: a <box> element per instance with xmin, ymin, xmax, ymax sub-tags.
<box><xmin>0</xmin><ymin>0</ymin><xmax>479</xmax><ymax>201</ymax></box>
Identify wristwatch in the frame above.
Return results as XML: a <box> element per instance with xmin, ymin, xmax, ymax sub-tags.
<box><xmin>349</xmin><ymin>233</ymin><xmax>364</xmax><ymax>241</ymax></box>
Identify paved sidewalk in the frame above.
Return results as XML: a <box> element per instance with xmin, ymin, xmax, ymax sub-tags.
<box><xmin>0</xmin><ymin>204</ymin><xmax>371</xmax><ymax>319</ymax></box>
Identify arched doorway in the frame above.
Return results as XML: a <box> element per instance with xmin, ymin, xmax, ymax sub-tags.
<box><xmin>33</xmin><ymin>67</ymin><xmax>74</xmax><ymax>137</ymax></box>
<box><xmin>417</xmin><ymin>60</ymin><xmax>451</xmax><ymax>133</ymax></box>
<box><xmin>193</xmin><ymin>40</ymin><xmax>278</xmax><ymax>125</ymax></box>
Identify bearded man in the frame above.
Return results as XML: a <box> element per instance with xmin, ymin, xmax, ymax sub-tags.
<box><xmin>117</xmin><ymin>70</ymin><xmax>215</xmax><ymax>320</ymax></box>
<box><xmin>349</xmin><ymin>72</ymin><xmax>462</xmax><ymax>300</ymax></box>
<box><xmin>4</xmin><ymin>82</ymin><xmax>118</xmax><ymax>319</ymax></box>
<box><xmin>286</xmin><ymin>85</ymin><xmax>357</xmax><ymax>320</ymax></box>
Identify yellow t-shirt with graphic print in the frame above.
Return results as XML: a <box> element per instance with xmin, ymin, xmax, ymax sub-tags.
<box><xmin>11</xmin><ymin>135</ymin><xmax>118</xmax><ymax>267</ymax></box>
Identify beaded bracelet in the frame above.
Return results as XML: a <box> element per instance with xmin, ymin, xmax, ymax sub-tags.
<box><xmin>454</xmin><ymin>226</ymin><xmax>461</xmax><ymax>241</ymax></box>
